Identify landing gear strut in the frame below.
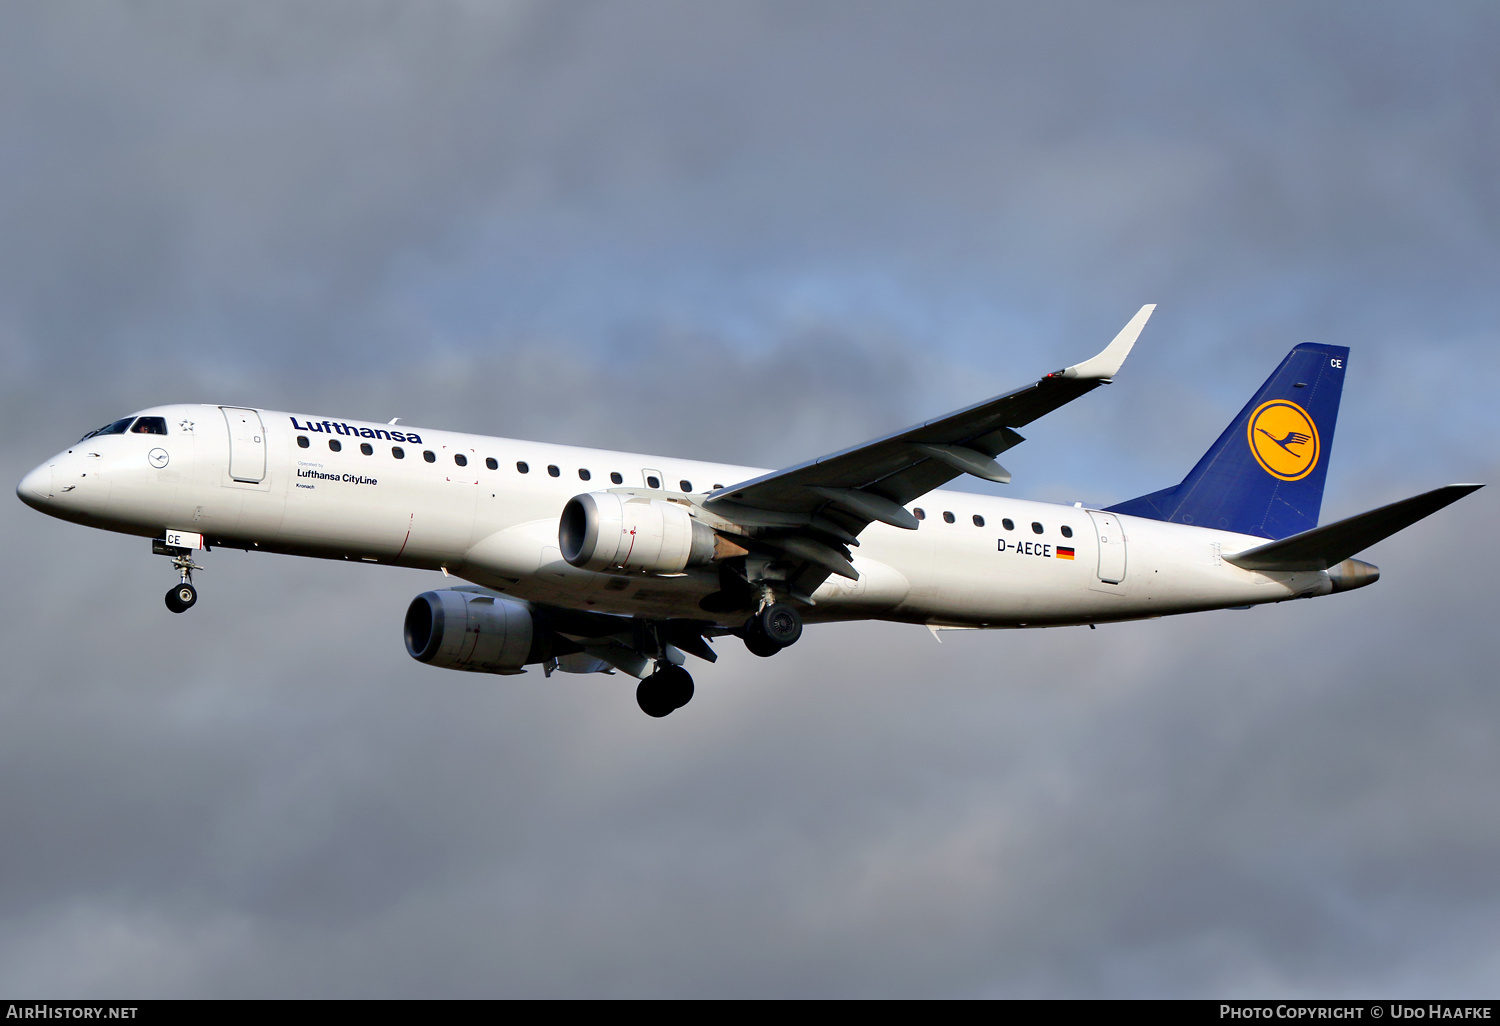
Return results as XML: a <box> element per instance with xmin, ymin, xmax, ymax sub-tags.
<box><xmin>636</xmin><ymin>663</ymin><xmax>695</xmax><ymax>718</ymax></box>
<box><xmin>742</xmin><ymin>601</ymin><xmax>802</xmax><ymax>657</ymax></box>
<box><xmin>160</xmin><ymin>546</ymin><xmax>203</xmax><ymax>614</ymax></box>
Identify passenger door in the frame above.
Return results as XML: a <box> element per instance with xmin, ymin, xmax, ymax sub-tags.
<box><xmin>221</xmin><ymin>407</ymin><xmax>266</xmax><ymax>483</ymax></box>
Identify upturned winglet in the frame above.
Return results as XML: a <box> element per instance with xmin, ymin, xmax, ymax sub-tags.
<box><xmin>1062</xmin><ymin>304</ymin><xmax>1155</xmax><ymax>381</ymax></box>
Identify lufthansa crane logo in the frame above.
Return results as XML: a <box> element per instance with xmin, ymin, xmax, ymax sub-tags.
<box><xmin>1247</xmin><ymin>399</ymin><xmax>1319</xmax><ymax>481</ymax></box>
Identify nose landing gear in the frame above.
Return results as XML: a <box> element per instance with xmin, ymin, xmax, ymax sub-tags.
<box><xmin>154</xmin><ymin>539</ymin><xmax>203</xmax><ymax>614</ymax></box>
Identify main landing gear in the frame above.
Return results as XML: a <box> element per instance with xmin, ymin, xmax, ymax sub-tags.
<box><xmin>741</xmin><ymin>601</ymin><xmax>802</xmax><ymax>658</ymax></box>
<box><xmin>634</xmin><ymin>600</ymin><xmax>801</xmax><ymax>715</ymax></box>
<box><xmin>636</xmin><ymin>663</ymin><xmax>695</xmax><ymax>718</ymax></box>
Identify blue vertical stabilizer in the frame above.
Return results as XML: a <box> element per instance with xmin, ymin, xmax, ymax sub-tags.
<box><xmin>1107</xmin><ymin>344</ymin><xmax>1348</xmax><ymax>539</ymax></box>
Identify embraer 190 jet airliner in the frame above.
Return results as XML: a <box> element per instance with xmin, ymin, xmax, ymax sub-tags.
<box><xmin>16</xmin><ymin>307</ymin><xmax>1480</xmax><ymax>716</ymax></box>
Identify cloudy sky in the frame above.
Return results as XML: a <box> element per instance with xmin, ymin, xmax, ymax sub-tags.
<box><xmin>2</xmin><ymin>1</ymin><xmax>1498</xmax><ymax>997</ymax></box>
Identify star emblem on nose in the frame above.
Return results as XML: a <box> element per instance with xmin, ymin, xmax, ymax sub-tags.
<box><xmin>178</xmin><ymin>419</ymin><xmax>195</xmax><ymax>432</ymax></box>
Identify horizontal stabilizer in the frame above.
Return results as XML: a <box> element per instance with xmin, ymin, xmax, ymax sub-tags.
<box><xmin>1224</xmin><ymin>484</ymin><xmax>1482</xmax><ymax>571</ymax></box>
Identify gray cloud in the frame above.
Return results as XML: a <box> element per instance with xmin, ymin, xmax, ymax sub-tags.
<box><xmin>2</xmin><ymin>1</ymin><xmax>1498</xmax><ymax>997</ymax></box>
<box><xmin>3</xmin><ymin>428</ymin><xmax>1495</xmax><ymax>996</ymax></box>
<box><xmin>4</xmin><ymin>3</ymin><xmax>1497</xmax><ymax>379</ymax></box>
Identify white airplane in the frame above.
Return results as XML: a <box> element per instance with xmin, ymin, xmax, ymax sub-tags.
<box><xmin>16</xmin><ymin>306</ymin><xmax>1480</xmax><ymax>716</ymax></box>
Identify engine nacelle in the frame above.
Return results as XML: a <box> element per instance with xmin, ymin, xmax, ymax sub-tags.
<box><xmin>559</xmin><ymin>491</ymin><xmax>720</xmax><ymax>574</ymax></box>
<box><xmin>1327</xmin><ymin>557</ymin><xmax>1380</xmax><ymax>593</ymax></box>
<box><xmin>404</xmin><ymin>590</ymin><xmax>536</xmax><ymax>675</ymax></box>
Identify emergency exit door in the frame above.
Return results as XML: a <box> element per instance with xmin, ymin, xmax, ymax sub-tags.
<box><xmin>221</xmin><ymin>407</ymin><xmax>267</xmax><ymax>483</ymax></box>
<box><xmin>1086</xmin><ymin>509</ymin><xmax>1127</xmax><ymax>585</ymax></box>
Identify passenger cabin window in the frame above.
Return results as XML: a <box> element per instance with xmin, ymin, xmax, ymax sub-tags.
<box><xmin>579</xmin><ymin>469</ymin><xmax>591</xmax><ymax>481</ymax></box>
<box><xmin>423</xmin><ymin>450</ymin><xmax>435</xmax><ymax>463</ymax></box>
<box><xmin>680</xmin><ymin>480</ymin><xmax>692</xmax><ymax>492</ymax></box>
<box><xmin>1031</xmin><ymin>522</ymin><xmax>1044</xmax><ymax>534</ymax></box>
<box><xmin>547</xmin><ymin>465</ymin><xmax>560</xmax><ymax>478</ymax></box>
<box><xmin>646</xmin><ymin>475</ymin><xmax>661</xmax><ymax>489</ymax></box>
<box><xmin>392</xmin><ymin>447</ymin><xmax>405</xmax><ymax>459</ymax></box>
<box><xmin>131</xmin><ymin>417</ymin><xmax>168</xmax><ymax>435</ymax></box>
<box><xmin>913</xmin><ymin>508</ymin><xmax>926</xmax><ymax>521</ymax></box>
<box><xmin>297</xmin><ymin>436</ymin><xmax>310</xmax><ymax>448</ymax></box>
<box><xmin>973</xmin><ymin>514</ymin><xmax>985</xmax><ymax>527</ymax></box>
<box><xmin>516</xmin><ymin>462</ymin><xmax>529</xmax><ymax>474</ymax></box>
<box><xmin>485</xmin><ymin>458</ymin><xmax>498</xmax><ymax>470</ymax></box>
<box><xmin>610</xmin><ymin>472</ymin><xmax>623</xmax><ymax>484</ymax></box>
<box><xmin>1061</xmin><ymin>525</ymin><xmax>1073</xmax><ymax>538</ymax></box>
<box><xmin>1002</xmin><ymin>518</ymin><xmax>1015</xmax><ymax>531</ymax></box>
<box><xmin>942</xmin><ymin>511</ymin><xmax>955</xmax><ymax>523</ymax></box>
<box><xmin>454</xmin><ymin>454</ymin><xmax>468</xmax><ymax>467</ymax></box>
<box><xmin>360</xmin><ymin>443</ymin><xmax>373</xmax><ymax>456</ymax></box>
<box><xmin>328</xmin><ymin>439</ymin><xmax>342</xmax><ymax>452</ymax></box>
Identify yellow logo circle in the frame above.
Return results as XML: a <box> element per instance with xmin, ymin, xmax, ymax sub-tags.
<box><xmin>1247</xmin><ymin>400</ymin><xmax>1319</xmax><ymax>481</ymax></box>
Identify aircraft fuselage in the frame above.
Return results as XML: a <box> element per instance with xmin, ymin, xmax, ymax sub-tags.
<box><xmin>18</xmin><ymin>403</ymin><xmax>1337</xmax><ymax>630</ymax></box>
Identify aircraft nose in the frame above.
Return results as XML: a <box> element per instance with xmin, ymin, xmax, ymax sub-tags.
<box><xmin>16</xmin><ymin>463</ymin><xmax>53</xmax><ymax>510</ymax></box>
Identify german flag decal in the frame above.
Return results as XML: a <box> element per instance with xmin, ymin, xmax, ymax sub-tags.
<box><xmin>1056</xmin><ymin>546</ymin><xmax>1075</xmax><ymax>560</ymax></box>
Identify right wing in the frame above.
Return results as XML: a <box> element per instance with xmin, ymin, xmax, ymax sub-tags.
<box><xmin>695</xmin><ymin>306</ymin><xmax>1155</xmax><ymax>600</ymax></box>
<box><xmin>706</xmin><ymin>304</ymin><xmax>1155</xmax><ymax>528</ymax></box>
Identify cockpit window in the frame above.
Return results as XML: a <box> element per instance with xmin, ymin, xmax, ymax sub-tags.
<box><xmin>130</xmin><ymin>417</ymin><xmax>168</xmax><ymax>435</ymax></box>
<box><xmin>79</xmin><ymin>417</ymin><xmax>134</xmax><ymax>441</ymax></box>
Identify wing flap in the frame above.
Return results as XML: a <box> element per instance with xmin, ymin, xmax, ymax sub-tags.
<box><xmin>911</xmin><ymin>443</ymin><xmax>1011</xmax><ymax>484</ymax></box>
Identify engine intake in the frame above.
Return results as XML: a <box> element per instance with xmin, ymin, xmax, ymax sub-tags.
<box><xmin>559</xmin><ymin>491</ymin><xmax>720</xmax><ymax>574</ymax></box>
<box><xmin>404</xmin><ymin>590</ymin><xmax>536</xmax><ymax>674</ymax></box>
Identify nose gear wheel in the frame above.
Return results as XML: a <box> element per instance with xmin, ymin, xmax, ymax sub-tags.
<box><xmin>157</xmin><ymin>540</ymin><xmax>204</xmax><ymax>614</ymax></box>
<box><xmin>165</xmin><ymin>582</ymin><xmax>197</xmax><ymax>613</ymax></box>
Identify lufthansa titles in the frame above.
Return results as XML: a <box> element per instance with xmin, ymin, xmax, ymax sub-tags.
<box><xmin>297</xmin><ymin>468</ymin><xmax>378</xmax><ymax>486</ymax></box>
<box><xmin>290</xmin><ymin>416</ymin><xmax>421</xmax><ymax>445</ymax></box>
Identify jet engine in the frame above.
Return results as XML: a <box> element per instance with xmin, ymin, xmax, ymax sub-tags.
<box><xmin>1326</xmin><ymin>557</ymin><xmax>1380</xmax><ymax>593</ymax></box>
<box><xmin>559</xmin><ymin>491</ymin><xmax>723</xmax><ymax>574</ymax></box>
<box><xmin>404</xmin><ymin>589</ymin><xmax>537</xmax><ymax>674</ymax></box>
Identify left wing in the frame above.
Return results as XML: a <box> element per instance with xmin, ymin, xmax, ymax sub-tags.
<box><xmin>696</xmin><ymin>306</ymin><xmax>1154</xmax><ymax>598</ymax></box>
